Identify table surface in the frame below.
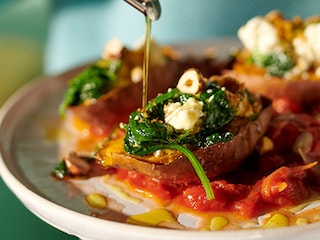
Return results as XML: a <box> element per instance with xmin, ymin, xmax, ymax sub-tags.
<box><xmin>0</xmin><ymin>177</ymin><xmax>77</xmax><ymax>239</ymax></box>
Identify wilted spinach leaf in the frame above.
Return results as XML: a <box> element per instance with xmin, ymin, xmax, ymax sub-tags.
<box><xmin>251</xmin><ymin>51</ymin><xmax>294</xmax><ymax>77</ymax></box>
<box><xmin>59</xmin><ymin>59</ymin><xmax>121</xmax><ymax>116</ymax></box>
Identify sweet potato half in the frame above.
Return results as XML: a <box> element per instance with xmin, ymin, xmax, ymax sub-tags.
<box><xmin>227</xmin><ymin>67</ymin><xmax>320</xmax><ymax>104</ymax></box>
<box><xmin>96</xmin><ymin>98</ymin><xmax>272</xmax><ymax>185</ymax></box>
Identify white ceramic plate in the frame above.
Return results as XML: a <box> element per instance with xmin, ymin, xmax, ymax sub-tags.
<box><xmin>1</xmin><ymin>39</ymin><xmax>320</xmax><ymax>240</ymax></box>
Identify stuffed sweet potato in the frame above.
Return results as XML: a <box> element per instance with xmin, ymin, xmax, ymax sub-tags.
<box><xmin>228</xmin><ymin>11</ymin><xmax>320</xmax><ymax>104</ymax></box>
<box><xmin>96</xmin><ymin>70</ymin><xmax>272</xmax><ymax>186</ymax></box>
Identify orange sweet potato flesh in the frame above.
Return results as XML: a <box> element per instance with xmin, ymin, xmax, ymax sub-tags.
<box><xmin>97</xmin><ymin>100</ymin><xmax>272</xmax><ymax>185</ymax></box>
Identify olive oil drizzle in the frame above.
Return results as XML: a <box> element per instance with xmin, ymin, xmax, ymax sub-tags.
<box><xmin>142</xmin><ymin>16</ymin><xmax>152</xmax><ymax>109</ymax></box>
<box><xmin>137</xmin><ymin>15</ymin><xmax>214</xmax><ymax>200</ymax></box>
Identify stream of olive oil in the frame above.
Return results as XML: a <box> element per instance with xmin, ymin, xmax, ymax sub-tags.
<box><xmin>142</xmin><ymin>16</ymin><xmax>152</xmax><ymax>109</ymax></box>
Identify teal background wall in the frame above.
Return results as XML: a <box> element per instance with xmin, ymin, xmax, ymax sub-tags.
<box><xmin>0</xmin><ymin>0</ymin><xmax>48</xmax><ymax>105</ymax></box>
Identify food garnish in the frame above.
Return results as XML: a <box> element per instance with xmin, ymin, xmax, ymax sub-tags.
<box><xmin>123</xmin><ymin>69</ymin><xmax>241</xmax><ymax>155</ymax></box>
<box><xmin>59</xmin><ymin>58</ymin><xmax>121</xmax><ymax>117</ymax></box>
<box><xmin>229</xmin><ymin>11</ymin><xmax>320</xmax><ymax>105</ymax></box>
<box><xmin>235</xmin><ymin>11</ymin><xmax>320</xmax><ymax>80</ymax></box>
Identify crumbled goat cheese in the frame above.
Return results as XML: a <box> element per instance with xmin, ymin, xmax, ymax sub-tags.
<box><xmin>164</xmin><ymin>97</ymin><xmax>204</xmax><ymax>131</ymax></box>
<box><xmin>287</xmin><ymin>22</ymin><xmax>320</xmax><ymax>78</ymax></box>
<box><xmin>131</xmin><ymin>66</ymin><xmax>143</xmax><ymax>83</ymax></box>
<box><xmin>102</xmin><ymin>38</ymin><xmax>123</xmax><ymax>59</ymax></box>
<box><xmin>238</xmin><ymin>16</ymin><xmax>280</xmax><ymax>54</ymax></box>
<box><xmin>305</xmin><ymin>23</ymin><xmax>320</xmax><ymax>63</ymax></box>
<box><xmin>305</xmin><ymin>23</ymin><xmax>320</xmax><ymax>76</ymax></box>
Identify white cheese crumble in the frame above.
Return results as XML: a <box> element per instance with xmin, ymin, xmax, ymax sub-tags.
<box><xmin>238</xmin><ymin>16</ymin><xmax>281</xmax><ymax>54</ymax></box>
<box><xmin>305</xmin><ymin>23</ymin><xmax>320</xmax><ymax>63</ymax></box>
<box><xmin>102</xmin><ymin>38</ymin><xmax>123</xmax><ymax>59</ymax></box>
<box><xmin>130</xmin><ymin>66</ymin><xmax>143</xmax><ymax>83</ymax></box>
<box><xmin>287</xmin><ymin>22</ymin><xmax>320</xmax><ymax>78</ymax></box>
<box><xmin>305</xmin><ymin>23</ymin><xmax>320</xmax><ymax>76</ymax></box>
<box><xmin>164</xmin><ymin>97</ymin><xmax>204</xmax><ymax>132</ymax></box>
<box><xmin>238</xmin><ymin>13</ymin><xmax>320</xmax><ymax>79</ymax></box>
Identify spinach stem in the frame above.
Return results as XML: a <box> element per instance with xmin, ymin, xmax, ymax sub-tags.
<box><xmin>150</xmin><ymin>144</ymin><xmax>215</xmax><ymax>200</ymax></box>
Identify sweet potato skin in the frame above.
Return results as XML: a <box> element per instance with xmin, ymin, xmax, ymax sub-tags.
<box><xmin>226</xmin><ymin>69</ymin><xmax>320</xmax><ymax>104</ymax></box>
<box><xmin>97</xmin><ymin>101</ymin><xmax>272</xmax><ymax>185</ymax></box>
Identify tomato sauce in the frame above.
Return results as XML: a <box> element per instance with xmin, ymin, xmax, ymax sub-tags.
<box><xmin>115</xmin><ymin>168</ymin><xmax>178</xmax><ymax>203</ymax></box>
<box><xmin>114</xmin><ymin>164</ymin><xmax>315</xmax><ymax>219</ymax></box>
